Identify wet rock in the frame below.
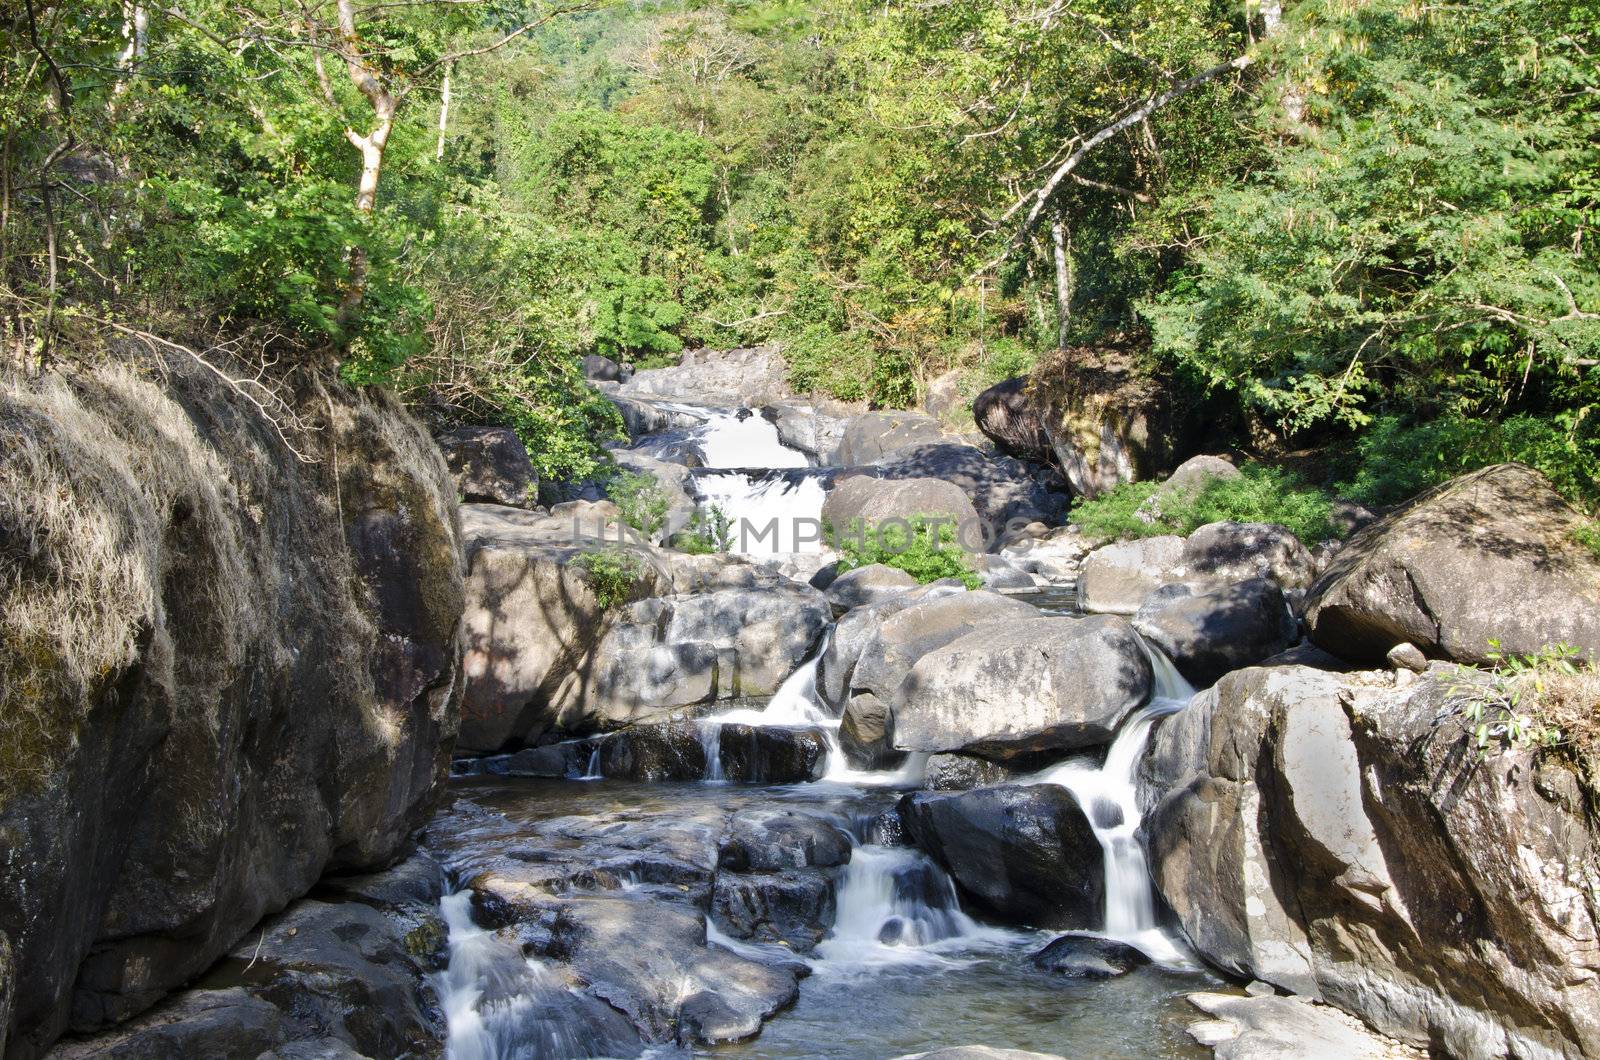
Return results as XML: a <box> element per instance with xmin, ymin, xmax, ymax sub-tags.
<box><xmin>544</xmin><ymin>896</ymin><xmax>799</xmax><ymax>1046</ymax></box>
<box><xmin>714</xmin><ymin>724</ymin><xmax>829</xmax><ymax>784</ymax></box>
<box><xmin>894</xmin><ymin>616</ymin><xmax>1152</xmax><ymax>759</ymax></box>
<box><xmin>712</xmin><ymin>870</ymin><xmax>837</xmax><ymax>951</ymax></box>
<box><xmin>719</xmin><ymin>810</ymin><xmax>853</xmax><ymax>872</ymax></box>
<box><xmin>824</xmin><ymin>564</ymin><xmax>920</xmax><ymax>613</ymax></box>
<box><xmin>1132</xmin><ymin>578</ymin><xmax>1297</xmax><ymax>687</ymax></box>
<box><xmin>597</xmin><ymin>723</ymin><xmax>709</xmax><ymax>782</ymax></box>
<box><xmin>1305</xmin><ymin>463</ymin><xmax>1600</xmax><ymax>665</ymax></box>
<box><xmin>437</xmin><ymin>426</ymin><xmax>538</xmax><ymax>508</ymax></box>
<box><xmin>46</xmin><ymin>989</ymin><xmax>287</xmax><ymax>1059</ymax></box>
<box><xmin>1142</xmin><ymin>664</ymin><xmax>1600</xmax><ymax>1058</ymax></box>
<box><xmin>923</xmin><ymin>754</ymin><xmax>1016</xmax><ymax>791</ymax></box>
<box><xmin>900</xmin><ymin>786</ymin><xmax>1103</xmax><ymax>928</ymax></box>
<box><xmin>840</xmin><ymin>693</ymin><xmax>898</xmax><ymax>770</ymax></box>
<box><xmin>1030</xmin><ymin>934</ymin><xmax>1150</xmax><ymax>979</ymax></box>
<box><xmin>482</xmin><ymin>742</ymin><xmax>591</xmax><ymax>779</ymax></box>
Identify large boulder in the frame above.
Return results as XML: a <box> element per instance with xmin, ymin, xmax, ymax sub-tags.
<box><xmin>1305</xmin><ymin>463</ymin><xmax>1600</xmax><ymax>665</ymax></box>
<box><xmin>1079</xmin><ymin>522</ymin><xmax>1314</xmax><ymax>616</ymax></box>
<box><xmin>1142</xmin><ymin>664</ymin><xmax>1600</xmax><ymax>1058</ymax></box>
<box><xmin>0</xmin><ymin>358</ymin><xmax>464</xmax><ymax>1056</ymax></box>
<box><xmin>436</xmin><ymin>425</ymin><xmax>538</xmax><ymax>508</ymax></box>
<box><xmin>899</xmin><ymin>786</ymin><xmax>1103</xmax><ymax>928</ymax></box>
<box><xmin>833</xmin><ymin>412</ymin><xmax>948</xmax><ymax>465</ymax></box>
<box><xmin>815</xmin><ymin>583</ymin><xmax>967</xmax><ymax>710</ymax></box>
<box><xmin>869</xmin><ymin>442</ymin><xmax>1066</xmax><ymax>529</ymax></box>
<box><xmin>822</xmin><ymin>475</ymin><xmax>981</xmax><ymax>542</ymax></box>
<box><xmin>894</xmin><ymin>616</ymin><xmax>1153</xmax><ymax>759</ymax></box>
<box><xmin>1132</xmin><ymin>578</ymin><xmax>1297</xmax><ymax>687</ymax></box>
<box><xmin>850</xmin><ymin>591</ymin><xmax>1040</xmax><ymax>704</ymax></box>
<box><xmin>617</xmin><ymin>346</ymin><xmax>791</xmax><ymax>408</ymax></box>
<box><xmin>973</xmin><ymin>377</ymin><xmax>1053</xmax><ymax>464</ymax></box>
<box><xmin>551</xmin><ymin>583</ymin><xmax>830</xmax><ymax>732</ymax></box>
<box><xmin>457</xmin><ymin>504</ymin><xmax>670</xmax><ymax>751</ymax></box>
<box><xmin>823</xmin><ymin>563</ymin><xmax>920</xmax><ymax>613</ymax></box>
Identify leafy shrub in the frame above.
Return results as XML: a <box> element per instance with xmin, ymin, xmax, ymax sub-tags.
<box><xmin>672</xmin><ymin>504</ymin><xmax>733</xmax><ymax>554</ymax></box>
<box><xmin>607</xmin><ymin>470</ymin><xmax>672</xmax><ymax>538</ymax></box>
<box><xmin>1339</xmin><ymin>415</ymin><xmax>1599</xmax><ymax>514</ymax></box>
<box><xmin>1071</xmin><ymin>465</ymin><xmax>1336</xmax><ymax>544</ymax></box>
<box><xmin>784</xmin><ymin>323</ymin><xmax>871</xmax><ymax>402</ymax></box>
<box><xmin>835</xmin><ymin>516</ymin><xmax>980</xmax><ymax>589</ymax></box>
<box><xmin>573</xmin><ymin>548</ymin><xmax>644</xmax><ymax>610</ymax></box>
<box><xmin>1573</xmin><ymin>523</ymin><xmax>1600</xmax><ymax>563</ymax></box>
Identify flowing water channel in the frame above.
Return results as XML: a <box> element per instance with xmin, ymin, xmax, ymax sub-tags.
<box><xmin>432</xmin><ymin>399</ymin><xmax>1225</xmax><ymax>1057</ymax></box>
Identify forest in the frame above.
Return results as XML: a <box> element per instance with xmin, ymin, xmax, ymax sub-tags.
<box><xmin>3</xmin><ymin>0</ymin><xmax>1597</xmax><ymax>503</ymax></box>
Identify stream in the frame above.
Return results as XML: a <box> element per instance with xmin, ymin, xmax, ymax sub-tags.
<box><xmin>429</xmin><ymin>399</ymin><xmax>1227</xmax><ymax>1058</ymax></box>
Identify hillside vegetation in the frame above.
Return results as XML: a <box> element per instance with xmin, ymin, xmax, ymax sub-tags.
<box><xmin>2</xmin><ymin>0</ymin><xmax>1595</xmax><ymax>497</ymax></box>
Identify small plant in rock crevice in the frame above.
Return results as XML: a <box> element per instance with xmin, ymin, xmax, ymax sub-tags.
<box><xmin>607</xmin><ymin>470</ymin><xmax>672</xmax><ymax>539</ymax></box>
<box><xmin>672</xmin><ymin>503</ymin><xmax>733</xmax><ymax>554</ymax></box>
<box><xmin>1449</xmin><ymin>641</ymin><xmax>1598</xmax><ymax>760</ymax></box>
<box><xmin>574</xmin><ymin>548</ymin><xmax>645</xmax><ymax>610</ymax></box>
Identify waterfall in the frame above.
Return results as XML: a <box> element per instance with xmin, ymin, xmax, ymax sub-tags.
<box><xmin>433</xmin><ymin>892</ymin><xmax>637</xmax><ymax>1060</ymax></box>
<box><xmin>699</xmin><ymin>720</ymin><xmax>726</xmax><ymax>784</ymax></box>
<box><xmin>579</xmin><ymin>746</ymin><xmax>601</xmax><ymax>781</ymax></box>
<box><xmin>692</xmin><ymin>408</ymin><xmax>809</xmax><ymax>470</ymax></box>
<box><xmin>688</xmin><ymin>469</ymin><xmax>828</xmax><ymax>555</ymax></box>
<box><xmin>817</xmin><ymin>844</ymin><xmax>1010</xmax><ymax>966</ymax></box>
<box><xmin>1028</xmin><ymin>638</ymin><xmax>1196</xmax><ymax>965</ymax></box>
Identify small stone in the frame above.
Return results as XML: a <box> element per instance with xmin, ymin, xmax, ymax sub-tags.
<box><xmin>1245</xmin><ymin>980</ymin><xmax>1276</xmax><ymax>997</ymax></box>
<box><xmin>1386</xmin><ymin>642</ymin><xmax>1428</xmax><ymax>673</ymax></box>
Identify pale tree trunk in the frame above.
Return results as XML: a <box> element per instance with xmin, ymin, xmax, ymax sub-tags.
<box><xmin>336</xmin><ymin>0</ymin><xmax>397</xmax><ymax>323</ymax></box>
<box><xmin>435</xmin><ymin>62</ymin><xmax>452</xmax><ymax>162</ymax></box>
<box><xmin>1258</xmin><ymin>0</ymin><xmax>1305</xmax><ymax>126</ymax></box>
<box><xmin>1051</xmin><ymin>213</ymin><xmax>1073</xmax><ymax>349</ymax></box>
<box><xmin>113</xmin><ymin>3</ymin><xmax>148</xmax><ymax>96</ymax></box>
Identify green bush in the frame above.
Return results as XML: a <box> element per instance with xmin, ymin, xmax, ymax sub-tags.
<box><xmin>1072</xmin><ymin>465</ymin><xmax>1336</xmax><ymax>544</ymax></box>
<box><xmin>1338</xmin><ymin>415</ymin><xmax>1599</xmax><ymax>514</ymax></box>
<box><xmin>835</xmin><ymin>516</ymin><xmax>980</xmax><ymax>589</ymax></box>
<box><xmin>607</xmin><ymin>470</ymin><xmax>672</xmax><ymax>538</ymax></box>
<box><xmin>573</xmin><ymin>547</ymin><xmax>644</xmax><ymax>610</ymax></box>
<box><xmin>784</xmin><ymin>323</ymin><xmax>871</xmax><ymax>402</ymax></box>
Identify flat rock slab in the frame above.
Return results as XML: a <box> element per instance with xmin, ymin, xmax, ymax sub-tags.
<box><xmin>1186</xmin><ymin>992</ymin><xmax>1420</xmax><ymax>1060</ymax></box>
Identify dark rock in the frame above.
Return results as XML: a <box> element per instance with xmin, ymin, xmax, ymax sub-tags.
<box><xmin>894</xmin><ymin>616</ymin><xmax>1153</xmax><ymax>758</ymax></box>
<box><xmin>712</xmin><ymin>870</ymin><xmax>837</xmax><ymax>952</ymax></box>
<box><xmin>1305</xmin><ymin>463</ymin><xmax>1600</xmax><ymax>665</ymax></box>
<box><xmin>1030</xmin><ymin>934</ymin><xmax>1150</xmax><ymax>979</ymax></box>
<box><xmin>483</xmin><ymin>742</ymin><xmax>591</xmax><ymax>779</ymax></box>
<box><xmin>973</xmin><ymin>377</ymin><xmax>1052</xmax><ymax>464</ymax></box>
<box><xmin>436</xmin><ymin>425</ymin><xmax>538</xmax><ymax>508</ymax></box>
<box><xmin>840</xmin><ymin>693</ymin><xmax>898</xmax><ymax>770</ymax></box>
<box><xmin>714</xmin><ymin>724</ymin><xmax>829</xmax><ymax>784</ymax></box>
<box><xmin>1133</xmin><ymin>577</ymin><xmax>1297</xmax><ymax>687</ymax></box>
<box><xmin>46</xmin><ymin>989</ymin><xmax>287</xmax><ymax>1059</ymax></box>
<box><xmin>0</xmin><ymin>359</ymin><xmax>464</xmax><ymax>1056</ymax></box>
<box><xmin>923</xmin><ymin>754</ymin><xmax>1016</xmax><ymax>791</ymax></box>
<box><xmin>719</xmin><ymin>810</ymin><xmax>853</xmax><ymax>872</ymax></box>
<box><xmin>598</xmin><ymin>723</ymin><xmax>708</xmax><ymax>782</ymax></box>
<box><xmin>899</xmin><ymin>786</ymin><xmax>1103</xmax><ymax>928</ymax></box>
<box><xmin>583</xmin><ymin>354</ymin><xmax>629</xmax><ymax>382</ymax></box>
<box><xmin>868</xmin><ymin>442</ymin><xmax>1066</xmax><ymax>529</ymax></box>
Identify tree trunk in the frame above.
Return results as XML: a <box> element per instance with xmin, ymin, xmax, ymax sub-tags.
<box><xmin>336</xmin><ymin>0</ymin><xmax>397</xmax><ymax>324</ymax></box>
<box><xmin>435</xmin><ymin>63</ymin><xmax>452</xmax><ymax>162</ymax></box>
<box><xmin>113</xmin><ymin>3</ymin><xmax>148</xmax><ymax>96</ymax></box>
<box><xmin>1051</xmin><ymin>213</ymin><xmax>1073</xmax><ymax>349</ymax></box>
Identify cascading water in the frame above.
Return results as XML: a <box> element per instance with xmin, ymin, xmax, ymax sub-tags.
<box><xmin>1028</xmin><ymin>637</ymin><xmax>1196</xmax><ymax>964</ymax></box>
<box><xmin>433</xmin><ymin>892</ymin><xmax>638</xmax><ymax>1060</ymax></box>
<box><xmin>819</xmin><ymin>844</ymin><xmax>997</xmax><ymax>964</ymax></box>
<box><xmin>691</xmin><ymin>408</ymin><xmax>809</xmax><ymax>470</ymax></box>
<box><xmin>689</xmin><ymin>469</ymin><xmax>829</xmax><ymax>555</ymax></box>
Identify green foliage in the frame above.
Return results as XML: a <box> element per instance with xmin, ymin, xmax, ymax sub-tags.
<box><xmin>1337</xmin><ymin>415</ymin><xmax>1600</xmax><ymax>514</ymax></box>
<box><xmin>607</xmin><ymin>471</ymin><xmax>672</xmax><ymax>538</ymax></box>
<box><xmin>835</xmin><ymin>517</ymin><xmax>981</xmax><ymax>589</ymax></box>
<box><xmin>573</xmin><ymin>547</ymin><xmax>645</xmax><ymax>611</ymax></box>
<box><xmin>672</xmin><ymin>504</ymin><xmax>734</xmax><ymax>554</ymax></box>
<box><xmin>1072</xmin><ymin>465</ymin><xmax>1336</xmax><ymax>544</ymax></box>
<box><xmin>1450</xmin><ymin>642</ymin><xmax>1593</xmax><ymax>758</ymax></box>
<box><xmin>1574</xmin><ymin>524</ymin><xmax>1600</xmax><ymax>563</ymax></box>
